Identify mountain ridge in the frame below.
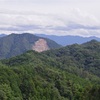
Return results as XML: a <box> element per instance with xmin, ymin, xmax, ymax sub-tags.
<box><xmin>0</xmin><ymin>33</ymin><xmax>61</xmax><ymax>59</ymax></box>
<box><xmin>44</xmin><ymin>40</ymin><xmax>100</xmax><ymax>77</ymax></box>
<box><xmin>36</xmin><ymin>34</ymin><xmax>100</xmax><ymax>46</ymax></box>
<box><xmin>1</xmin><ymin>39</ymin><xmax>100</xmax><ymax>100</ymax></box>
<box><xmin>1</xmin><ymin>33</ymin><xmax>100</xmax><ymax>46</ymax></box>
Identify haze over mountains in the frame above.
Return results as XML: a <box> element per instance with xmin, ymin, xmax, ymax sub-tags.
<box><xmin>0</xmin><ymin>0</ymin><xmax>100</xmax><ymax>99</ymax></box>
<box><xmin>36</xmin><ymin>34</ymin><xmax>100</xmax><ymax>46</ymax></box>
<box><xmin>1</xmin><ymin>33</ymin><xmax>100</xmax><ymax>46</ymax></box>
<box><xmin>0</xmin><ymin>34</ymin><xmax>6</xmax><ymax>37</ymax></box>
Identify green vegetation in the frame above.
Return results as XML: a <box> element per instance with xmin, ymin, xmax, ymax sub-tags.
<box><xmin>0</xmin><ymin>40</ymin><xmax>100</xmax><ymax>100</ymax></box>
<box><xmin>0</xmin><ymin>33</ymin><xmax>61</xmax><ymax>59</ymax></box>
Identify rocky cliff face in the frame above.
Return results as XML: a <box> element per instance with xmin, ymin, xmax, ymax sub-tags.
<box><xmin>32</xmin><ymin>39</ymin><xmax>50</xmax><ymax>52</ymax></box>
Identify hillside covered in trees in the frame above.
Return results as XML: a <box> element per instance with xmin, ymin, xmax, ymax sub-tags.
<box><xmin>0</xmin><ymin>33</ymin><xmax>61</xmax><ymax>59</ymax></box>
<box><xmin>0</xmin><ymin>40</ymin><xmax>100</xmax><ymax>100</ymax></box>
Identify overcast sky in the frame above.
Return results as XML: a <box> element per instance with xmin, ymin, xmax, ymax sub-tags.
<box><xmin>0</xmin><ymin>0</ymin><xmax>100</xmax><ymax>37</ymax></box>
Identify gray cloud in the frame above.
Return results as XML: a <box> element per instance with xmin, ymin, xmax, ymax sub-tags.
<box><xmin>0</xmin><ymin>0</ymin><xmax>100</xmax><ymax>37</ymax></box>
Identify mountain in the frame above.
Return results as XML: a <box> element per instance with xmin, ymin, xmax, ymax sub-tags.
<box><xmin>36</xmin><ymin>34</ymin><xmax>100</xmax><ymax>46</ymax></box>
<box><xmin>0</xmin><ymin>40</ymin><xmax>100</xmax><ymax>100</ymax></box>
<box><xmin>0</xmin><ymin>33</ymin><xmax>61</xmax><ymax>59</ymax></box>
<box><xmin>0</xmin><ymin>34</ymin><xmax>6</xmax><ymax>37</ymax></box>
<box><xmin>44</xmin><ymin>40</ymin><xmax>100</xmax><ymax>77</ymax></box>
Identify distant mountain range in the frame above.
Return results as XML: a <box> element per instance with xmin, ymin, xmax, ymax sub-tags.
<box><xmin>36</xmin><ymin>34</ymin><xmax>100</xmax><ymax>46</ymax></box>
<box><xmin>0</xmin><ymin>33</ymin><xmax>61</xmax><ymax>59</ymax></box>
<box><xmin>1</xmin><ymin>33</ymin><xmax>100</xmax><ymax>46</ymax></box>
<box><xmin>0</xmin><ymin>34</ymin><xmax>6</xmax><ymax>37</ymax></box>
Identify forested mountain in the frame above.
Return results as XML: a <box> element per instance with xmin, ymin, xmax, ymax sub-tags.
<box><xmin>44</xmin><ymin>40</ymin><xmax>100</xmax><ymax>77</ymax></box>
<box><xmin>36</xmin><ymin>34</ymin><xmax>100</xmax><ymax>46</ymax></box>
<box><xmin>0</xmin><ymin>40</ymin><xmax>100</xmax><ymax>100</ymax></box>
<box><xmin>0</xmin><ymin>33</ymin><xmax>61</xmax><ymax>59</ymax></box>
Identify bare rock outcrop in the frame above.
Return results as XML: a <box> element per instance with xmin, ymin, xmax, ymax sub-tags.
<box><xmin>32</xmin><ymin>39</ymin><xmax>49</xmax><ymax>52</ymax></box>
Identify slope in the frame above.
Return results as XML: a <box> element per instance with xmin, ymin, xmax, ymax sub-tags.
<box><xmin>0</xmin><ymin>33</ymin><xmax>61</xmax><ymax>59</ymax></box>
<box><xmin>0</xmin><ymin>40</ymin><xmax>100</xmax><ymax>100</ymax></box>
<box><xmin>44</xmin><ymin>40</ymin><xmax>100</xmax><ymax>77</ymax></box>
<box><xmin>0</xmin><ymin>49</ymin><xmax>100</xmax><ymax>100</ymax></box>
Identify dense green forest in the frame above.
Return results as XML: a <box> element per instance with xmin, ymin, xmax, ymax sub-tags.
<box><xmin>0</xmin><ymin>40</ymin><xmax>100</xmax><ymax>100</ymax></box>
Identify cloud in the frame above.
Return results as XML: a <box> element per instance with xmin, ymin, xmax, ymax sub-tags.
<box><xmin>0</xmin><ymin>5</ymin><xmax>100</xmax><ymax>37</ymax></box>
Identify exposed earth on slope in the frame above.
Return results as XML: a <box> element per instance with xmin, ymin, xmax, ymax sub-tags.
<box><xmin>32</xmin><ymin>39</ymin><xmax>49</xmax><ymax>52</ymax></box>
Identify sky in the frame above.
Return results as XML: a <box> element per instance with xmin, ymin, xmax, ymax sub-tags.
<box><xmin>0</xmin><ymin>0</ymin><xmax>100</xmax><ymax>37</ymax></box>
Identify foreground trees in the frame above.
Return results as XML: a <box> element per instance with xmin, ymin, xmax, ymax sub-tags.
<box><xmin>0</xmin><ymin>40</ymin><xmax>100</xmax><ymax>100</ymax></box>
